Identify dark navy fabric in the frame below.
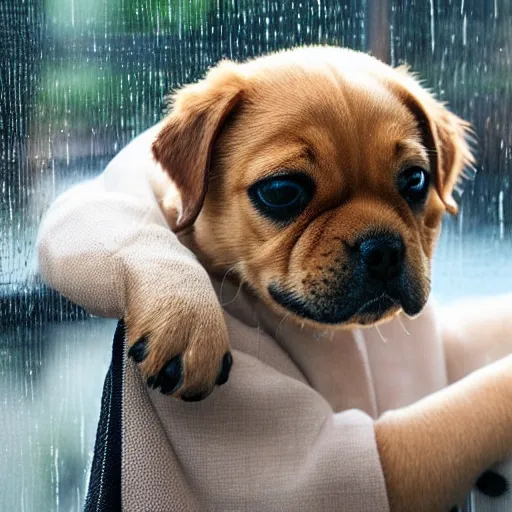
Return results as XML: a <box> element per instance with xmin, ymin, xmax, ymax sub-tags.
<box><xmin>85</xmin><ymin>320</ymin><xmax>125</xmax><ymax>512</ymax></box>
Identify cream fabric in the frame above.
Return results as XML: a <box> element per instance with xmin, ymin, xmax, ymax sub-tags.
<box><xmin>37</xmin><ymin>125</ymin><xmax>459</xmax><ymax>511</ymax></box>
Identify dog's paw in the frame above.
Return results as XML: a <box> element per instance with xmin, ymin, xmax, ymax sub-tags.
<box><xmin>125</xmin><ymin>298</ymin><xmax>232</xmax><ymax>401</ymax></box>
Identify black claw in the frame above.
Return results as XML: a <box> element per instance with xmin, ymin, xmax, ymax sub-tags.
<box><xmin>181</xmin><ymin>390</ymin><xmax>211</xmax><ymax>402</ymax></box>
<box><xmin>128</xmin><ymin>337</ymin><xmax>148</xmax><ymax>363</ymax></box>
<box><xmin>158</xmin><ymin>356</ymin><xmax>184</xmax><ymax>395</ymax></box>
<box><xmin>216</xmin><ymin>352</ymin><xmax>233</xmax><ymax>386</ymax></box>
<box><xmin>475</xmin><ymin>470</ymin><xmax>508</xmax><ymax>498</ymax></box>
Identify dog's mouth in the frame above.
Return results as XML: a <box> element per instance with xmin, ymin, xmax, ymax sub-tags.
<box><xmin>268</xmin><ymin>281</ymin><xmax>426</xmax><ymax>326</ymax></box>
<box><xmin>355</xmin><ymin>294</ymin><xmax>398</xmax><ymax>316</ymax></box>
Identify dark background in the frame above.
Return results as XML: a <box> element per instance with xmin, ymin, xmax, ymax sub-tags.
<box><xmin>1</xmin><ymin>1</ymin><xmax>511</xmax><ymax>510</ymax></box>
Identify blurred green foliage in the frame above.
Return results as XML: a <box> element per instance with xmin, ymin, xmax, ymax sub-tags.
<box><xmin>37</xmin><ymin>0</ymin><xmax>512</xmax><ymax>152</ymax></box>
<box><xmin>40</xmin><ymin>0</ymin><xmax>230</xmax><ymax>134</ymax></box>
<box><xmin>37</xmin><ymin>64</ymin><xmax>117</xmax><ymax>131</ymax></box>
<box><xmin>46</xmin><ymin>0</ymin><xmax>221</xmax><ymax>34</ymax></box>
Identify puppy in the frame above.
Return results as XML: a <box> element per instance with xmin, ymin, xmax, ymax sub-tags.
<box><xmin>147</xmin><ymin>46</ymin><xmax>472</xmax><ymax>389</ymax></box>
<box><xmin>38</xmin><ymin>46</ymin><xmax>512</xmax><ymax>511</ymax></box>
<box><xmin>148</xmin><ymin>47</ymin><xmax>512</xmax><ymax>510</ymax></box>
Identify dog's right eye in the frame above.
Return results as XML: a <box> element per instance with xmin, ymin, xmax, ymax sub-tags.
<box><xmin>397</xmin><ymin>167</ymin><xmax>431</xmax><ymax>208</ymax></box>
<box><xmin>248</xmin><ymin>173</ymin><xmax>315</xmax><ymax>223</ymax></box>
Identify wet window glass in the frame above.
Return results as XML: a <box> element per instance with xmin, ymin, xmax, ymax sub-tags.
<box><xmin>1</xmin><ymin>1</ymin><xmax>511</xmax><ymax>509</ymax></box>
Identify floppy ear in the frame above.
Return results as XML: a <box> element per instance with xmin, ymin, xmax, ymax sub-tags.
<box><xmin>384</xmin><ymin>67</ymin><xmax>475</xmax><ymax>214</ymax></box>
<box><xmin>152</xmin><ymin>61</ymin><xmax>244</xmax><ymax>232</ymax></box>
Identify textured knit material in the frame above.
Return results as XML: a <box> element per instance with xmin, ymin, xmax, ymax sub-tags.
<box><xmin>39</xmin><ymin>124</ymin><xmax>463</xmax><ymax>512</ymax></box>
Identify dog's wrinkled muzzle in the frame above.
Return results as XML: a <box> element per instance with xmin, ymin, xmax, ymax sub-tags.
<box><xmin>268</xmin><ymin>231</ymin><xmax>427</xmax><ymax>325</ymax></box>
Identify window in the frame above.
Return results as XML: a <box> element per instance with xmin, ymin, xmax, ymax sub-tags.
<box><xmin>1</xmin><ymin>1</ymin><xmax>511</xmax><ymax>510</ymax></box>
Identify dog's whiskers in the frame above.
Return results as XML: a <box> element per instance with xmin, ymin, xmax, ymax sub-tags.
<box><xmin>221</xmin><ymin>277</ymin><xmax>244</xmax><ymax>307</ymax></box>
<box><xmin>219</xmin><ymin>266</ymin><xmax>235</xmax><ymax>303</ymax></box>
<box><xmin>375</xmin><ymin>324</ymin><xmax>388</xmax><ymax>343</ymax></box>
<box><xmin>275</xmin><ymin>312</ymin><xmax>290</xmax><ymax>338</ymax></box>
<box><xmin>397</xmin><ymin>313</ymin><xmax>410</xmax><ymax>336</ymax></box>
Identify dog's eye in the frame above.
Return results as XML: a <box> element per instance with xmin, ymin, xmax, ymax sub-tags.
<box><xmin>248</xmin><ymin>173</ymin><xmax>315</xmax><ymax>223</ymax></box>
<box><xmin>398</xmin><ymin>167</ymin><xmax>430</xmax><ymax>207</ymax></box>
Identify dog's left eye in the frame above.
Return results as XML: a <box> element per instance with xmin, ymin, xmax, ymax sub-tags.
<box><xmin>397</xmin><ymin>167</ymin><xmax>431</xmax><ymax>207</ymax></box>
<box><xmin>248</xmin><ymin>173</ymin><xmax>315</xmax><ymax>223</ymax></box>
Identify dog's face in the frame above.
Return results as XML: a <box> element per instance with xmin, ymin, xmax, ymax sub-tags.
<box><xmin>153</xmin><ymin>47</ymin><xmax>473</xmax><ymax>327</ymax></box>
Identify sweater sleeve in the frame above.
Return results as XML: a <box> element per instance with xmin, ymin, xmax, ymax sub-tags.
<box><xmin>122</xmin><ymin>341</ymin><xmax>390</xmax><ymax>512</ymax></box>
<box><xmin>36</xmin><ymin>125</ymin><xmax>208</xmax><ymax>319</ymax></box>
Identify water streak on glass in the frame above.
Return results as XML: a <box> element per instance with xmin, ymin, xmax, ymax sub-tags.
<box><xmin>1</xmin><ymin>1</ymin><xmax>511</xmax><ymax>510</ymax></box>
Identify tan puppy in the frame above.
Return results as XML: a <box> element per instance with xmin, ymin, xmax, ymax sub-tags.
<box><xmin>122</xmin><ymin>47</ymin><xmax>512</xmax><ymax>510</ymax></box>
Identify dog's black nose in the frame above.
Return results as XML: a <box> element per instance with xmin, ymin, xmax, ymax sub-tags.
<box><xmin>358</xmin><ymin>233</ymin><xmax>405</xmax><ymax>280</ymax></box>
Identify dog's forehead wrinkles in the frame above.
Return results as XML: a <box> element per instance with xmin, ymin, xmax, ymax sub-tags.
<box><xmin>241</xmin><ymin>143</ymin><xmax>315</xmax><ymax>184</ymax></box>
<box><xmin>239</xmin><ymin>65</ymin><xmax>423</xmax><ymax>174</ymax></box>
<box><xmin>229</xmin><ymin>95</ymin><xmax>427</xmax><ymax>202</ymax></box>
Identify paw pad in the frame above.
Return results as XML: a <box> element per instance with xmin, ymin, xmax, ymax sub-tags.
<box><xmin>128</xmin><ymin>337</ymin><xmax>148</xmax><ymax>362</ymax></box>
<box><xmin>127</xmin><ymin>338</ymin><xmax>232</xmax><ymax>401</ymax></box>
<box><xmin>216</xmin><ymin>352</ymin><xmax>233</xmax><ymax>386</ymax></box>
<box><xmin>181</xmin><ymin>390</ymin><xmax>211</xmax><ymax>402</ymax></box>
<box><xmin>476</xmin><ymin>470</ymin><xmax>508</xmax><ymax>498</ymax></box>
<box><xmin>149</xmin><ymin>356</ymin><xmax>184</xmax><ymax>395</ymax></box>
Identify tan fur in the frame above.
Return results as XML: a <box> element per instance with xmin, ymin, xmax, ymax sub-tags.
<box><xmin>147</xmin><ymin>46</ymin><xmax>512</xmax><ymax>510</ymax></box>
<box><xmin>121</xmin><ymin>232</ymin><xmax>231</xmax><ymax>396</ymax></box>
<box><xmin>154</xmin><ymin>47</ymin><xmax>472</xmax><ymax>326</ymax></box>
